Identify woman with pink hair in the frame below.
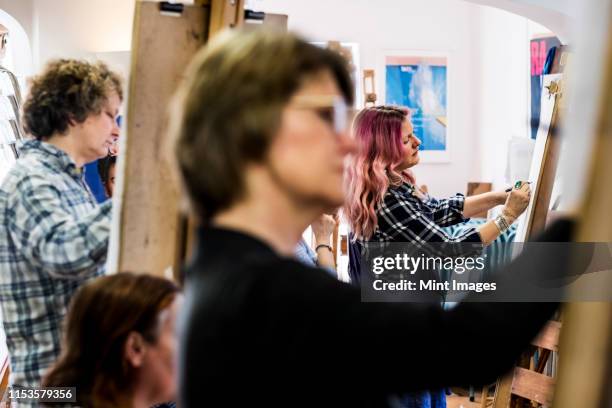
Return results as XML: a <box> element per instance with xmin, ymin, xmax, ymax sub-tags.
<box><xmin>345</xmin><ymin>105</ymin><xmax>532</xmax><ymax>406</ymax></box>
<box><xmin>345</xmin><ymin>105</ymin><xmax>530</xmax><ymax>281</ymax></box>
<box><xmin>344</xmin><ymin>107</ymin><xmax>531</xmax><ymax>407</ymax></box>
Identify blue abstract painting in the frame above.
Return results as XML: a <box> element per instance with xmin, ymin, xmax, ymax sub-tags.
<box><xmin>385</xmin><ymin>55</ymin><xmax>447</xmax><ymax>152</ymax></box>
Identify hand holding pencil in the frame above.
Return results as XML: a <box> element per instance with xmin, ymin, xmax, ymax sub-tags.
<box><xmin>503</xmin><ymin>181</ymin><xmax>531</xmax><ymax>221</ymax></box>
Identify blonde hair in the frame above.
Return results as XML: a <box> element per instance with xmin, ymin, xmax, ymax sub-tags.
<box><xmin>170</xmin><ymin>29</ymin><xmax>354</xmax><ymax>221</ymax></box>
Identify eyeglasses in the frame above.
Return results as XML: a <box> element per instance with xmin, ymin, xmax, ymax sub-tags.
<box><xmin>289</xmin><ymin>95</ymin><xmax>356</xmax><ymax>134</ymax></box>
<box><xmin>107</xmin><ymin>115</ymin><xmax>122</xmax><ymax>156</ymax></box>
<box><xmin>107</xmin><ymin>139</ymin><xmax>119</xmax><ymax>157</ymax></box>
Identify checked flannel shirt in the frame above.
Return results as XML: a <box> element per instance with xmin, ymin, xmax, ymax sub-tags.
<box><xmin>0</xmin><ymin>140</ymin><xmax>111</xmax><ymax>387</ymax></box>
<box><xmin>350</xmin><ymin>181</ymin><xmax>485</xmax><ymax>294</ymax></box>
<box><xmin>368</xmin><ymin>182</ymin><xmax>482</xmax><ymax>245</ymax></box>
<box><xmin>356</xmin><ymin>182</ymin><xmax>483</xmax><ymax>263</ymax></box>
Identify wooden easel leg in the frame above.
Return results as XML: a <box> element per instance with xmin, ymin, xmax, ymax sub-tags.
<box><xmin>492</xmin><ymin>373</ymin><xmax>513</xmax><ymax>408</ymax></box>
<box><xmin>480</xmin><ymin>384</ymin><xmax>490</xmax><ymax>408</ymax></box>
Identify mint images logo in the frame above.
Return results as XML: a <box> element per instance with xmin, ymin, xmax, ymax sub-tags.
<box><xmin>361</xmin><ymin>241</ymin><xmax>612</xmax><ymax>302</ymax></box>
<box><xmin>370</xmin><ymin>278</ymin><xmax>497</xmax><ymax>293</ymax></box>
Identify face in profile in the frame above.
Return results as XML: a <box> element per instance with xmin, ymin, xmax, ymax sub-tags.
<box><xmin>105</xmin><ymin>162</ymin><xmax>116</xmax><ymax>198</ymax></box>
<box><xmin>265</xmin><ymin>69</ymin><xmax>357</xmax><ymax>209</ymax></box>
<box><xmin>75</xmin><ymin>92</ymin><xmax>121</xmax><ymax>163</ymax></box>
<box><xmin>125</xmin><ymin>296</ymin><xmax>181</xmax><ymax>404</ymax></box>
<box><xmin>398</xmin><ymin>119</ymin><xmax>421</xmax><ymax>171</ymax></box>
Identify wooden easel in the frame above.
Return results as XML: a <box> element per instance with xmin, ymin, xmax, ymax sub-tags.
<box><xmin>482</xmin><ymin>52</ymin><xmax>569</xmax><ymax>408</ymax></box>
<box><xmin>514</xmin><ymin>73</ymin><xmax>565</xmax><ymax>242</ymax></box>
<box><xmin>112</xmin><ymin>0</ymin><xmax>244</xmax><ymax>280</ymax></box>
<box><xmin>486</xmin><ymin>321</ymin><xmax>561</xmax><ymax>408</ymax></box>
<box><xmin>363</xmin><ymin>69</ymin><xmax>377</xmax><ymax>106</ymax></box>
<box><xmin>0</xmin><ymin>355</ymin><xmax>8</xmax><ymax>405</ymax></box>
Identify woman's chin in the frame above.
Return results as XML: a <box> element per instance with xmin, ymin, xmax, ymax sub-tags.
<box><xmin>97</xmin><ymin>149</ymin><xmax>110</xmax><ymax>159</ymax></box>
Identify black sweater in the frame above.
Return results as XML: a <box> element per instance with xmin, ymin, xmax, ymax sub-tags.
<box><xmin>179</xmin><ymin>221</ymin><xmax>574</xmax><ymax>407</ymax></box>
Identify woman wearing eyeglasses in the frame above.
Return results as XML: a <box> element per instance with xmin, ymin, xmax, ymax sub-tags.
<box><xmin>174</xmin><ymin>29</ymin><xmax>574</xmax><ymax>407</ymax></box>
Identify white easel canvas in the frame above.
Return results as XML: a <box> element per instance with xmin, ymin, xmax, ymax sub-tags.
<box><xmin>514</xmin><ymin>74</ymin><xmax>563</xmax><ymax>242</ymax></box>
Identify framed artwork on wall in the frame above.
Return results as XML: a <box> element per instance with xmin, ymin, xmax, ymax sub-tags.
<box><xmin>379</xmin><ymin>51</ymin><xmax>450</xmax><ymax>162</ymax></box>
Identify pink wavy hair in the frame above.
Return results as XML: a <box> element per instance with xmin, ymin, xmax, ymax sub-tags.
<box><xmin>344</xmin><ymin>105</ymin><xmax>414</xmax><ymax>240</ymax></box>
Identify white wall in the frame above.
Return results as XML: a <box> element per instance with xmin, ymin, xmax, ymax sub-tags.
<box><xmin>0</xmin><ymin>2</ymin><xmax>34</xmax><ymax>78</ymax></box>
<box><xmin>0</xmin><ymin>1</ymin><xmax>565</xmax><ymax>197</ymax></box>
<box><xmin>0</xmin><ymin>0</ymin><xmax>134</xmax><ymax>81</ymax></box>
<box><xmin>463</xmin><ymin>0</ymin><xmax>571</xmax><ymax>42</ymax></box>
<box><xmin>475</xmin><ymin>5</ymin><xmax>531</xmax><ymax>188</ymax></box>
<box><xmin>257</xmin><ymin>0</ymin><xmax>536</xmax><ymax>197</ymax></box>
<box><xmin>0</xmin><ymin>0</ymin><xmax>33</xmax><ymax>47</ymax></box>
<box><xmin>0</xmin><ymin>0</ymin><xmax>555</xmax><ymax>198</ymax></box>
<box><xmin>32</xmin><ymin>0</ymin><xmax>135</xmax><ymax>68</ymax></box>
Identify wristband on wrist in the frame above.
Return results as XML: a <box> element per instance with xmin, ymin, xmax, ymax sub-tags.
<box><xmin>315</xmin><ymin>244</ymin><xmax>333</xmax><ymax>253</ymax></box>
<box><xmin>494</xmin><ymin>214</ymin><xmax>511</xmax><ymax>233</ymax></box>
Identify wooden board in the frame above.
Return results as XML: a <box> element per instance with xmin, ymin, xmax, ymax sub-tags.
<box><xmin>115</xmin><ymin>1</ymin><xmax>209</xmax><ymax>278</ymax></box>
<box><xmin>0</xmin><ymin>356</ymin><xmax>8</xmax><ymax>401</ymax></box>
<box><xmin>363</xmin><ymin>69</ymin><xmax>377</xmax><ymax>105</ymax></box>
<box><xmin>532</xmin><ymin>320</ymin><xmax>562</xmax><ymax>352</ymax></box>
<box><xmin>511</xmin><ymin>367</ymin><xmax>555</xmax><ymax>406</ymax></box>
<box><xmin>263</xmin><ymin>13</ymin><xmax>288</xmax><ymax>29</ymax></box>
<box><xmin>492</xmin><ymin>71</ymin><xmax>567</xmax><ymax>408</ymax></box>
<box><xmin>552</xmin><ymin>10</ymin><xmax>612</xmax><ymax>407</ymax></box>
<box><xmin>491</xmin><ymin>334</ymin><xmax>559</xmax><ymax>408</ymax></box>
<box><xmin>209</xmin><ymin>0</ymin><xmax>244</xmax><ymax>38</ymax></box>
<box><xmin>554</xmin><ymin>303</ymin><xmax>612</xmax><ymax>408</ymax></box>
<box><xmin>491</xmin><ymin>372</ymin><xmax>513</xmax><ymax>408</ymax></box>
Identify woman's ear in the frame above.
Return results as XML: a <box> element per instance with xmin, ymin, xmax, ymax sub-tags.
<box><xmin>124</xmin><ymin>332</ymin><xmax>147</xmax><ymax>368</ymax></box>
<box><xmin>67</xmin><ymin>114</ymin><xmax>76</xmax><ymax>127</ymax></box>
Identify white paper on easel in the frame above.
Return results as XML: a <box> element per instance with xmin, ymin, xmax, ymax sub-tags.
<box><xmin>506</xmin><ymin>136</ymin><xmax>535</xmax><ymax>184</ymax></box>
<box><xmin>514</xmin><ymin>74</ymin><xmax>563</xmax><ymax>243</ymax></box>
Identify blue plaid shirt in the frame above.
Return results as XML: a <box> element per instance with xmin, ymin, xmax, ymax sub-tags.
<box><xmin>0</xmin><ymin>140</ymin><xmax>111</xmax><ymax>387</ymax></box>
<box><xmin>369</xmin><ymin>182</ymin><xmax>482</xmax><ymax>245</ymax></box>
<box><xmin>350</xmin><ymin>183</ymin><xmax>483</xmax><ymax>284</ymax></box>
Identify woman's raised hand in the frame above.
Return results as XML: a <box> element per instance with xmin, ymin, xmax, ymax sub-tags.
<box><xmin>503</xmin><ymin>181</ymin><xmax>531</xmax><ymax>221</ymax></box>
